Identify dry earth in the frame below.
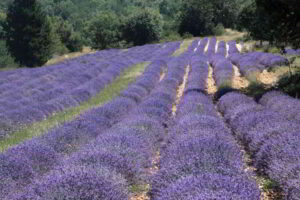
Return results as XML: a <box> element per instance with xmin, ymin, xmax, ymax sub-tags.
<box><xmin>206</xmin><ymin>64</ymin><xmax>217</xmax><ymax>94</ymax></box>
<box><xmin>172</xmin><ymin>65</ymin><xmax>190</xmax><ymax>116</ymax></box>
<box><xmin>232</xmin><ymin>65</ymin><xmax>249</xmax><ymax>89</ymax></box>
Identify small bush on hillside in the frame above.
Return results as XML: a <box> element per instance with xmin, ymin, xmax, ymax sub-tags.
<box><xmin>5</xmin><ymin>0</ymin><xmax>54</xmax><ymax>67</ymax></box>
<box><xmin>182</xmin><ymin>32</ymin><xmax>193</xmax><ymax>39</ymax></box>
<box><xmin>161</xmin><ymin>31</ymin><xmax>182</xmax><ymax>42</ymax></box>
<box><xmin>88</xmin><ymin>12</ymin><xmax>122</xmax><ymax>50</ymax></box>
<box><xmin>212</xmin><ymin>23</ymin><xmax>225</xmax><ymax>36</ymax></box>
<box><xmin>0</xmin><ymin>40</ymin><xmax>17</xmax><ymax>68</ymax></box>
<box><xmin>276</xmin><ymin>71</ymin><xmax>300</xmax><ymax>98</ymax></box>
<box><xmin>123</xmin><ymin>9</ymin><xmax>163</xmax><ymax>46</ymax></box>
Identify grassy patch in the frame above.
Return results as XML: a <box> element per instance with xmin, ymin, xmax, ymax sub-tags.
<box><xmin>0</xmin><ymin>62</ymin><xmax>149</xmax><ymax>152</ymax></box>
<box><xmin>172</xmin><ymin>39</ymin><xmax>194</xmax><ymax>57</ymax></box>
<box><xmin>0</xmin><ymin>66</ymin><xmax>18</xmax><ymax>71</ymax></box>
<box><xmin>130</xmin><ymin>183</ymin><xmax>150</xmax><ymax>194</ymax></box>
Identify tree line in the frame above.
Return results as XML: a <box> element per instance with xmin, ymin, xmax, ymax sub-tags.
<box><xmin>0</xmin><ymin>0</ymin><xmax>299</xmax><ymax>67</ymax></box>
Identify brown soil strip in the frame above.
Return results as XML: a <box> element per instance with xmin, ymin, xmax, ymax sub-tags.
<box><xmin>243</xmin><ymin>149</ymin><xmax>282</xmax><ymax>200</ymax></box>
<box><xmin>236</xmin><ymin>43</ymin><xmax>242</xmax><ymax>52</ymax></box>
<box><xmin>172</xmin><ymin>65</ymin><xmax>190</xmax><ymax>116</ymax></box>
<box><xmin>204</xmin><ymin>39</ymin><xmax>210</xmax><ymax>53</ymax></box>
<box><xmin>159</xmin><ymin>71</ymin><xmax>166</xmax><ymax>82</ymax></box>
<box><xmin>206</xmin><ymin>64</ymin><xmax>217</xmax><ymax>94</ymax></box>
<box><xmin>130</xmin><ymin>188</ymin><xmax>150</xmax><ymax>200</ymax></box>
<box><xmin>257</xmin><ymin>67</ymin><xmax>291</xmax><ymax>86</ymax></box>
<box><xmin>232</xmin><ymin>65</ymin><xmax>249</xmax><ymax>89</ymax></box>
<box><xmin>215</xmin><ymin>40</ymin><xmax>219</xmax><ymax>53</ymax></box>
<box><xmin>226</xmin><ymin>43</ymin><xmax>229</xmax><ymax>58</ymax></box>
<box><xmin>216</xmin><ymin>109</ymin><xmax>279</xmax><ymax>200</ymax></box>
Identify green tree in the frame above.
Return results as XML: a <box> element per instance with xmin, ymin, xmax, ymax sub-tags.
<box><xmin>5</xmin><ymin>0</ymin><xmax>54</xmax><ymax>67</ymax></box>
<box><xmin>178</xmin><ymin>0</ymin><xmax>214</xmax><ymax>36</ymax></box>
<box><xmin>0</xmin><ymin>12</ymin><xmax>6</xmax><ymax>40</ymax></box>
<box><xmin>53</xmin><ymin>17</ymin><xmax>83</xmax><ymax>52</ymax></box>
<box><xmin>255</xmin><ymin>0</ymin><xmax>300</xmax><ymax>48</ymax></box>
<box><xmin>88</xmin><ymin>12</ymin><xmax>122</xmax><ymax>49</ymax></box>
<box><xmin>123</xmin><ymin>9</ymin><xmax>163</xmax><ymax>45</ymax></box>
<box><xmin>238</xmin><ymin>2</ymin><xmax>275</xmax><ymax>44</ymax></box>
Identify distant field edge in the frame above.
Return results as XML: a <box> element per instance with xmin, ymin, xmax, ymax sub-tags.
<box><xmin>0</xmin><ymin>62</ymin><xmax>149</xmax><ymax>152</ymax></box>
<box><xmin>172</xmin><ymin>39</ymin><xmax>195</xmax><ymax>57</ymax></box>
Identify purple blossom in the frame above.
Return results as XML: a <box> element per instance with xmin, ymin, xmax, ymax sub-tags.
<box><xmin>12</xmin><ymin>165</ymin><xmax>129</xmax><ymax>200</ymax></box>
<box><xmin>152</xmin><ymin>173</ymin><xmax>260</xmax><ymax>200</ymax></box>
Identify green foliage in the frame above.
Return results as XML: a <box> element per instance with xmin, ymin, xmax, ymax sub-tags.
<box><xmin>0</xmin><ymin>12</ymin><xmax>6</xmax><ymax>40</ymax></box>
<box><xmin>182</xmin><ymin>32</ymin><xmax>193</xmax><ymax>39</ymax></box>
<box><xmin>276</xmin><ymin>71</ymin><xmax>300</xmax><ymax>98</ymax></box>
<box><xmin>242</xmin><ymin>80</ymin><xmax>270</xmax><ymax>101</ymax></box>
<box><xmin>88</xmin><ymin>12</ymin><xmax>122</xmax><ymax>50</ymax></box>
<box><xmin>256</xmin><ymin>0</ymin><xmax>300</xmax><ymax>48</ymax></box>
<box><xmin>237</xmin><ymin>2</ymin><xmax>275</xmax><ymax>43</ymax></box>
<box><xmin>179</xmin><ymin>0</ymin><xmax>239</xmax><ymax>36</ymax></box>
<box><xmin>0</xmin><ymin>40</ymin><xmax>16</xmax><ymax>68</ymax></box>
<box><xmin>178</xmin><ymin>0</ymin><xmax>214</xmax><ymax>36</ymax></box>
<box><xmin>5</xmin><ymin>0</ymin><xmax>54</xmax><ymax>67</ymax></box>
<box><xmin>212</xmin><ymin>23</ymin><xmax>225</xmax><ymax>36</ymax></box>
<box><xmin>56</xmin><ymin>18</ymin><xmax>83</xmax><ymax>52</ymax></box>
<box><xmin>66</xmin><ymin>32</ymin><xmax>83</xmax><ymax>52</ymax></box>
<box><xmin>123</xmin><ymin>9</ymin><xmax>163</xmax><ymax>45</ymax></box>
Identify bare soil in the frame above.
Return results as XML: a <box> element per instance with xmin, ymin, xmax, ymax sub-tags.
<box><xmin>206</xmin><ymin>64</ymin><xmax>217</xmax><ymax>94</ymax></box>
<box><xmin>232</xmin><ymin>65</ymin><xmax>249</xmax><ymax>89</ymax></box>
<box><xmin>172</xmin><ymin>65</ymin><xmax>190</xmax><ymax>116</ymax></box>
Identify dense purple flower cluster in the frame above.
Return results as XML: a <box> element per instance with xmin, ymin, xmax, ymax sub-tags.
<box><xmin>259</xmin><ymin>91</ymin><xmax>300</xmax><ymax>122</ymax></box>
<box><xmin>196</xmin><ymin>37</ymin><xmax>209</xmax><ymax>55</ymax></box>
<box><xmin>186</xmin><ymin>39</ymin><xmax>201</xmax><ymax>54</ymax></box>
<box><xmin>2</xmin><ymin>38</ymin><xmax>295</xmax><ymax>199</ymax></box>
<box><xmin>210</xmin><ymin>55</ymin><xmax>233</xmax><ymax>87</ymax></box>
<box><xmin>285</xmin><ymin>48</ymin><xmax>300</xmax><ymax>55</ymax></box>
<box><xmin>216</xmin><ymin>41</ymin><xmax>226</xmax><ymax>57</ymax></box>
<box><xmin>205</xmin><ymin>37</ymin><xmax>217</xmax><ymax>57</ymax></box>
<box><xmin>0</xmin><ymin>43</ymin><xmax>182</xmax><ymax>138</ymax></box>
<box><xmin>11</xmin><ymin>165</ymin><xmax>129</xmax><ymax>200</ymax></box>
<box><xmin>151</xmin><ymin>70</ymin><xmax>260</xmax><ymax>199</ymax></box>
<box><xmin>0</xmin><ymin>46</ymin><xmax>189</xmax><ymax>199</ymax></box>
<box><xmin>185</xmin><ymin>58</ymin><xmax>209</xmax><ymax>93</ymax></box>
<box><xmin>229</xmin><ymin>51</ymin><xmax>288</xmax><ymax>76</ymax></box>
<box><xmin>228</xmin><ymin>40</ymin><xmax>239</xmax><ymax>55</ymax></box>
<box><xmin>219</xmin><ymin>92</ymin><xmax>300</xmax><ymax>199</ymax></box>
<box><xmin>0</xmin><ymin>55</ymin><xmax>171</xmax><ymax>198</ymax></box>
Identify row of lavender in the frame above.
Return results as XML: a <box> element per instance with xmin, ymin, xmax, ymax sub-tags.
<box><xmin>219</xmin><ymin>91</ymin><xmax>300</xmax><ymax>199</ymax></box>
<box><xmin>209</xmin><ymin>38</ymin><xmax>234</xmax><ymax>87</ymax></box>
<box><xmin>0</xmin><ymin>57</ymin><xmax>170</xmax><ymax>199</ymax></box>
<box><xmin>228</xmin><ymin>41</ymin><xmax>288</xmax><ymax>76</ymax></box>
<box><xmin>150</xmin><ymin>57</ymin><xmax>260</xmax><ymax>199</ymax></box>
<box><xmin>2</xmin><ymin>53</ymin><xmax>189</xmax><ymax>199</ymax></box>
<box><xmin>0</xmin><ymin>42</ymin><xmax>181</xmax><ymax>138</ymax></box>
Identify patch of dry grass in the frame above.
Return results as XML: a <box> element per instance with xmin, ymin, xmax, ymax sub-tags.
<box><xmin>45</xmin><ymin>47</ymin><xmax>96</xmax><ymax>66</ymax></box>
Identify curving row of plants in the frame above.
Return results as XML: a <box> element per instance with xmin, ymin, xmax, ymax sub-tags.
<box><xmin>219</xmin><ymin>91</ymin><xmax>300</xmax><ymax>199</ymax></box>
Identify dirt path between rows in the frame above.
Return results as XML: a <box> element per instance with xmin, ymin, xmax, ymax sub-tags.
<box><xmin>131</xmin><ymin>66</ymin><xmax>189</xmax><ymax>200</ymax></box>
<box><xmin>206</xmin><ymin>64</ymin><xmax>217</xmax><ymax>95</ymax></box>
<box><xmin>232</xmin><ymin>65</ymin><xmax>249</xmax><ymax>89</ymax></box>
<box><xmin>172</xmin><ymin>65</ymin><xmax>190</xmax><ymax>116</ymax></box>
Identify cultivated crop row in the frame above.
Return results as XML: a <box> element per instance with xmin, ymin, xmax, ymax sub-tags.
<box><xmin>150</xmin><ymin>57</ymin><xmax>260</xmax><ymax>199</ymax></box>
<box><xmin>3</xmin><ymin>52</ymin><xmax>190</xmax><ymax>199</ymax></box>
<box><xmin>0</xmin><ymin>42</ymin><xmax>180</xmax><ymax>138</ymax></box>
<box><xmin>0</xmin><ymin>57</ymin><xmax>170</xmax><ymax>198</ymax></box>
<box><xmin>219</xmin><ymin>92</ymin><xmax>300</xmax><ymax>199</ymax></box>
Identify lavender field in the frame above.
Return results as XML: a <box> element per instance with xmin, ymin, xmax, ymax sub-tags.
<box><xmin>0</xmin><ymin>38</ymin><xmax>299</xmax><ymax>200</ymax></box>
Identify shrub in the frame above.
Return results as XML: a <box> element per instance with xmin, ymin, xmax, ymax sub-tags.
<box><xmin>88</xmin><ymin>12</ymin><xmax>122</xmax><ymax>50</ymax></box>
<box><xmin>276</xmin><ymin>71</ymin><xmax>300</xmax><ymax>98</ymax></box>
<box><xmin>13</xmin><ymin>165</ymin><xmax>129</xmax><ymax>200</ymax></box>
<box><xmin>5</xmin><ymin>0</ymin><xmax>54</xmax><ymax>67</ymax></box>
<box><xmin>212</xmin><ymin>23</ymin><xmax>225</xmax><ymax>36</ymax></box>
<box><xmin>123</xmin><ymin>9</ymin><xmax>163</xmax><ymax>46</ymax></box>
